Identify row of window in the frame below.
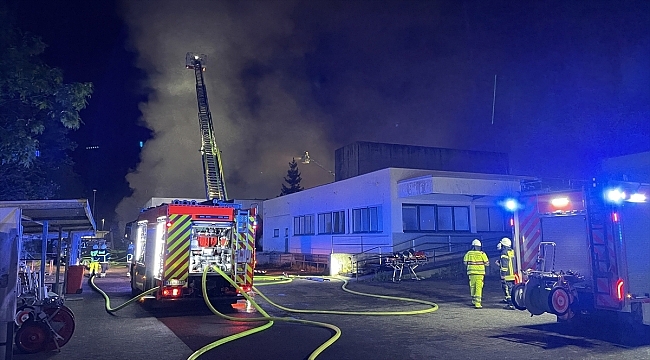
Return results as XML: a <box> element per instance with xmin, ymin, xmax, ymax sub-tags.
<box><xmin>287</xmin><ymin>204</ymin><xmax>508</xmax><ymax>237</ymax></box>
<box><xmin>293</xmin><ymin>207</ymin><xmax>383</xmax><ymax>235</ymax></box>
<box><xmin>402</xmin><ymin>204</ymin><xmax>507</xmax><ymax>232</ymax></box>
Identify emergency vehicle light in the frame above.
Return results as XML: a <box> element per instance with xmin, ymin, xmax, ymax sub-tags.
<box><xmin>612</xmin><ymin>212</ymin><xmax>619</xmax><ymax>222</ymax></box>
<box><xmin>616</xmin><ymin>279</ymin><xmax>624</xmax><ymax>301</ymax></box>
<box><xmin>550</xmin><ymin>197</ymin><xmax>570</xmax><ymax>208</ymax></box>
<box><xmin>503</xmin><ymin>199</ymin><xmax>519</xmax><ymax>212</ymax></box>
<box><xmin>237</xmin><ymin>285</ymin><xmax>252</xmax><ymax>294</ymax></box>
<box><xmin>606</xmin><ymin>189</ymin><xmax>626</xmax><ymax>203</ymax></box>
<box><xmin>162</xmin><ymin>286</ymin><xmax>182</xmax><ymax>298</ymax></box>
<box><xmin>628</xmin><ymin>193</ymin><xmax>646</xmax><ymax>203</ymax></box>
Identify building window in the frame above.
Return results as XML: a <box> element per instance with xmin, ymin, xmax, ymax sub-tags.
<box><xmin>273</xmin><ymin>229</ymin><xmax>279</xmax><ymax>238</ymax></box>
<box><xmin>294</xmin><ymin>215</ymin><xmax>314</xmax><ymax>235</ymax></box>
<box><xmin>476</xmin><ymin>207</ymin><xmax>506</xmax><ymax>232</ymax></box>
<box><xmin>352</xmin><ymin>206</ymin><xmax>382</xmax><ymax>233</ymax></box>
<box><xmin>318</xmin><ymin>211</ymin><xmax>346</xmax><ymax>234</ymax></box>
<box><xmin>437</xmin><ymin>206</ymin><xmax>470</xmax><ymax>232</ymax></box>
<box><xmin>402</xmin><ymin>204</ymin><xmax>436</xmax><ymax>232</ymax></box>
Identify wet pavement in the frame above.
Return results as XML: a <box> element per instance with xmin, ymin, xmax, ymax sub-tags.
<box><xmin>11</xmin><ymin>264</ymin><xmax>650</xmax><ymax>360</ymax></box>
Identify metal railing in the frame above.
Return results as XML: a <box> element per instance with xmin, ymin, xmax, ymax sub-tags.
<box><xmin>349</xmin><ymin>235</ymin><xmax>504</xmax><ymax>279</ymax></box>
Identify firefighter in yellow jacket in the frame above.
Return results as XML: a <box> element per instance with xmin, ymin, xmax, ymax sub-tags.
<box><xmin>495</xmin><ymin>237</ymin><xmax>516</xmax><ymax>310</ymax></box>
<box><xmin>463</xmin><ymin>239</ymin><xmax>489</xmax><ymax>308</ymax></box>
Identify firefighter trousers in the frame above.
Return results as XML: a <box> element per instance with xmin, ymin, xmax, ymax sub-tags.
<box><xmin>89</xmin><ymin>261</ymin><xmax>101</xmax><ymax>276</ymax></box>
<box><xmin>501</xmin><ymin>279</ymin><xmax>515</xmax><ymax>304</ymax></box>
<box><xmin>468</xmin><ymin>274</ymin><xmax>485</xmax><ymax>307</ymax></box>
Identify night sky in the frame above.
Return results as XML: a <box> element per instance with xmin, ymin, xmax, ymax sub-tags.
<box><xmin>8</xmin><ymin>0</ymin><xmax>650</xmax><ymax>230</ymax></box>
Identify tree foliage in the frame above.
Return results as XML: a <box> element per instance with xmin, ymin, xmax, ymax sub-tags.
<box><xmin>0</xmin><ymin>10</ymin><xmax>92</xmax><ymax>199</ymax></box>
<box><xmin>280</xmin><ymin>158</ymin><xmax>303</xmax><ymax>196</ymax></box>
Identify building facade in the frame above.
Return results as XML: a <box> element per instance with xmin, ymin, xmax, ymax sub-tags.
<box><xmin>262</xmin><ymin>168</ymin><xmax>531</xmax><ymax>265</ymax></box>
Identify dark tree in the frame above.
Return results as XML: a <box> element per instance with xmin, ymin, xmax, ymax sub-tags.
<box><xmin>280</xmin><ymin>158</ymin><xmax>303</xmax><ymax>196</ymax></box>
<box><xmin>0</xmin><ymin>9</ymin><xmax>92</xmax><ymax>200</ymax></box>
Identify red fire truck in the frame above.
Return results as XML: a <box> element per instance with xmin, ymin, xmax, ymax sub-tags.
<box><xmin>511</xmin><ymin>178</ymin><xmax>650</xmax><ymax>327</ymax></box>
<box><xmin>130</xmin><ymin>200</ymin><xmax>256</xmax><ymax>302</ymax></box>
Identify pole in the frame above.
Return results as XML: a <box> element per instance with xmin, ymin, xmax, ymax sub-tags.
<box><xmin>513</xmin><ymin>210</ymin><xmax>522</xmax><ymax>278</ymax></box>
<box><xmin>54</xmin><ymin>227</ymin><xmax>62</xmax><ymax>294</ymax></box>
<box><xmin>92</xmin><ymin>189</ymin><xmax>97</xmax><ymax>221</ymax></box>
<box><xmin>40</xmin><ymin>221</ymin><xmax>49</xmax><ymax>300</ymax></box>
<box><xmin>491</xmin><ymin>74</ymin><xmax>497</xmax><ymax>125</ymax></box>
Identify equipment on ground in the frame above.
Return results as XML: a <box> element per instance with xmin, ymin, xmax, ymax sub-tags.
<box><xmin>129</xmin><ymin>201</ymin><xmax>257</xmax><ymax>302</ymax></box>
<box><xmin>511</xmin><ymin>178</ymin><xmax>650</xmax><ymax>327</ymax></box>
<box><xmin>14</xmin><ymin>263</ymin><xmax>75</xmax><ymax>353</ymax></box>
<box><xmin>385</xmin><ymin>249</ymin><xmax>428</xmax><ymax>282</ymax></box>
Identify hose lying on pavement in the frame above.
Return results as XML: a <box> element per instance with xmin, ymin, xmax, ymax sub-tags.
<box><xmin>89</xmin><ymin>269</ymin><xmax>438</xmax><ymax>360</ymax></box>
<box><xmin>89</xmin><ymin>275</ymin><xmax>159</xmax><ymax>314</ymax></box>
<box><xmin>254</xmin><ymin>274</ymin><xmax>439</xmax><ymax>316</ymax></box>
<box><xmin>191</xmin><ymin>269</ymin><xmax>439</xmax><ymax>360</ymax></box>
<box><xmin>189</xmin><ymin>266</ymin><xmax>341</xmax><ymax>360</ymax></box>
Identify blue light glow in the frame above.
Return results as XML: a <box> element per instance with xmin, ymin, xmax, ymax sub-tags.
<box><xmin>504</xmin><ymin>199</ymin><xmax>518</xmax><ymax>211</ymax></box>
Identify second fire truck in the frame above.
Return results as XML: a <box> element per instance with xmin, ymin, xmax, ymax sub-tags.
<box><xmin>510</xmin><ymin>178</ymin><xmax>650</xmax><ymax>328</ymax></box>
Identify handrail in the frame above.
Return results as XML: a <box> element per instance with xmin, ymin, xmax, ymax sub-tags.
<box><xmin>349</xmin><ymin>235</ymin><xmax>504</xmax><ymax>279</ymax></box>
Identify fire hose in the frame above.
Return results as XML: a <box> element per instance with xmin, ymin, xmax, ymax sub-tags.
<box><xmin>90</xmin><ymin>268</ymin><xmax>439</xmax><ymax>360</ymax></box>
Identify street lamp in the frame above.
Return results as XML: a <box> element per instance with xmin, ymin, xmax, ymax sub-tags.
<box><xmin>300</xmin><ymin>151</ymin><xmax>335</xmax><ymax>177</ymax></box>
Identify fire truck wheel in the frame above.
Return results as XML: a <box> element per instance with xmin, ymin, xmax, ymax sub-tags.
<box><xmin>548</xmin><ymin>287</ymin><xmax>570</xmax><ymax>316</ymax></box>
<box><xmin>511</xmin><ymin>283</ymin><xmax>527</xmax><ymax>311</ymax></box>
<box><xmin>15</xmin><ymin>320</ymin><xmax>49</xmax><ymax>354</ymax></box>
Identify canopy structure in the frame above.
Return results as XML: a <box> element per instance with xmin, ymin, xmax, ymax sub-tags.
<box><xmin>0</xmin><ymin>199</ymin><xmax>96</xmax><ymax>234</ymax></box>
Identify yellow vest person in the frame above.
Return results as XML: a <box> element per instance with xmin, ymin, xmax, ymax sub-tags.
<box><xmin>463</xmin><ymin>239</ymin><xmax>489</xmax><ymax>308</ymax></box>
<box><xmin>495</xmin><ymin>237</ymin><xmax>516</xmax><ymax>309</ymax></box>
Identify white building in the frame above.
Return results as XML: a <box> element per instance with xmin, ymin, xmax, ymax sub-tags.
<box><xmin>262</xmin><ymin>168</ymin><xmax>532</xmax><ymax>272</ymax></box>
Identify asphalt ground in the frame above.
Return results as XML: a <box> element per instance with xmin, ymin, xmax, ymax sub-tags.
<box><xmin>12</xmin><ymin>265</ymin><xmax>650</xmax><ymax>360</ymax></box>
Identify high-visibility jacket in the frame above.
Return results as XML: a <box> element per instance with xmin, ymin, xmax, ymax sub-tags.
<box><xmin>90</xmin><ymin>249</ymin><xmax>99</xmax><ymax>262</ymax></box>
<box><xmin>97</xmin><ymin>249</ymin><xmax>108</xmax><ymax>263</ymax></box>
<box><xmin>499</xmin><ymin>248</ymin><xmax>516</xmax><ymax>281</ymax></box>
<box><xmin>463</xmin><ymin>250</ymin><xmax>489</xmax><ymax>275</ymax></box>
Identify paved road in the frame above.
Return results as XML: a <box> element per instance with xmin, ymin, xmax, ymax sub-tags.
<box><xmin>13</xmin><ymin>265</ymin><xmax>650</xmax><ymax>360</ymax></box>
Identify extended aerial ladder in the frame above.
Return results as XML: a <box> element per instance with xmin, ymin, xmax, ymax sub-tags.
<box><xmin>185</xmin><ymin>53</ymin><xmax>227</xmax><ymax>201</ymax></box>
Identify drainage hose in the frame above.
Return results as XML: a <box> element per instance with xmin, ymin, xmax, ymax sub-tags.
<box><xmin>89</xmin><ymin>275</ymin><xmax>159</xmax><ymax>313</ymax></box>
<box><xmin>189</xmin><ymin>265</ymin><xmax>341</xmax><ymax>360</ymax></box>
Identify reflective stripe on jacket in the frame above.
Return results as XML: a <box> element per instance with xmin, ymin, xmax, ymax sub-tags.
<box><xmin>499</xmin><ymin>248</ymin><xmax>516</xmax><ymax>281</ymax></box>
<box><xmin>463</xmin><ymin>250</ymin><xmax>489</xmax><ymax>275</ymax></box>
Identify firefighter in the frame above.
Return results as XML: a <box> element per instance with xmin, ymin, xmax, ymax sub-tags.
<box><xmin>88</xmin><ymin>245</ymin><xmax>100</xmax><ymax>277</ymax></box>
<box><xmin>126</xmin><ymin>242</ymin><xmax>134</xmax><ymax>277</ymax></box>
<box><xmin>495</xmin><ymin>237</ymin><xmax>516</xmax><ymax>309</ymax></box>
<box><xmin>463</xmin><ymin>239</ymin><xmax>489</xmax><ymax>308</ymax></box>
<box><xmin>98</xmin><ymin>244</ymin><xmax>110</xmax><ymax>278</ymax></box>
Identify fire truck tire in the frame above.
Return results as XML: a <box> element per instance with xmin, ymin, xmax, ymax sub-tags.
<box><xmin>15</xmin><ymin>320</ymin><xmax>49</xmax><ymax>354</ymax></box>
<box><xmin>524</xmin><ymin>280</ymin><xmax>547</xmax><ymax>316</ymax></box>
<box><xmin>548</xmin><ymin>287</ymin><xmax>570</xmax><ymax>316</ymax></box>
<box><xmin>511</xmin><ymin>283</ymin><xmax>527</xmax><ymax>311</ymax></box>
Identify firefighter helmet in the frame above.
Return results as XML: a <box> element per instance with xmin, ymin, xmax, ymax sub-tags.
<box><xmin>500</xmin><ymin>237</ymin><xmax>512</xmax><ymax>248</ymax></box>
<box><xmin>471</xmin><ymin>239</ymin><xmax>482</xmax><ymax>247</ymax></box>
